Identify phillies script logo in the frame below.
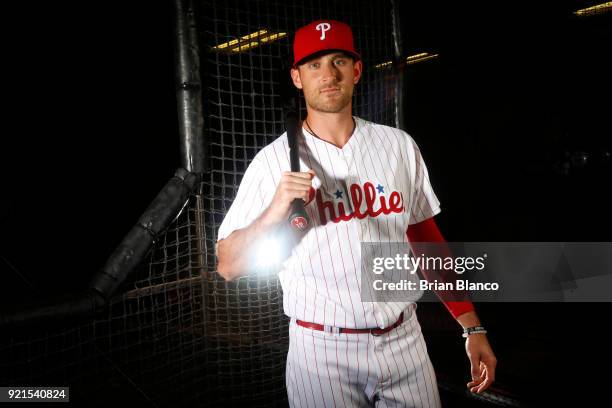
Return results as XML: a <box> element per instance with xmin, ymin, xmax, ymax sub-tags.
<box><xmin>314</xmin><ymin>182</ymin><xmax>404</xmax><ymax>225</ymax></box>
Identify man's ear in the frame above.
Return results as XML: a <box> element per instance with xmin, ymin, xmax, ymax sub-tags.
<box><xmin>290</xmin><ymin>67</ymin><xmax>303</xmax><ymax>89</ymax></box>
<box><xmin>353</xmin><ymin>60</ymin><xmax>363</xmax><ymax>85</ymax></box>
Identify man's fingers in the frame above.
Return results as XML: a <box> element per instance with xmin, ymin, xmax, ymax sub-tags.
<box><xmin>468</xmin><ymin>371</ymin><xmax>486</xmax><ymax>393</ymax></box>
<box><xmin>283</xmin><ymin>187</ymin><xmax>311</xmax><ymax>199</ymax></box>
<box><xmin>475</xmin><ymin>370</ymin><xmax>494</xmax><ymax>393</ymax></box>
<box><xmin>469</xmin><ymin>357</ymin><xmax>481</xmax><ymax>382</ymax></box>
<box><xmin>282</xmin><ymin>170</ymin><xmax>315</xmax><ymax>180</ymax></box>
<box><xmin>281</xmin><ymin>178</ymin><xmax>314</xmax><ymax>189</ymax></box>
<box><xmin>468</xmin><ymin>364</ymin><xmax>495</xmax><ymax>394</ymax></box>
<box><xmin>467</xmin><ymin>378</ymin><xmax>483</xmax><ymax>388</ymax></box>
<box><xmin>283</xmin><ymin>177</ymin><xmax>313</xmax><ymax>187</ymax></box>
<box><xmin>283</xmin><ymin>181</ymin><xmax>313</xmax><ymax>191</ymax></box>
<box><xmin>467</xmin><ymin>358</ymin><xmax>485</xmax><ymax>391</ymax></box>
<box><xmin>479</xmin><ymin>360</ymin><xmax>496</xmax><ymax>391</ymax></box>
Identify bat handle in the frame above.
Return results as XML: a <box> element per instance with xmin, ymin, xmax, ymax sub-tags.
<box><xmin>288</xmin><ymin>198</ymin><xmax>310</xmax><ymax>231</ymax></box>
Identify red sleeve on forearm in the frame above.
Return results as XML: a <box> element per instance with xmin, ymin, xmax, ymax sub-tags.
<box><xmin>407</xmin><ymin>217</ymin><xmax>444</xmax><ymax>243</ymax></box>
<box><xmin>406</xmin><ymin>218</ymin><xmax>475</xmax><ymax>319</ymax></box>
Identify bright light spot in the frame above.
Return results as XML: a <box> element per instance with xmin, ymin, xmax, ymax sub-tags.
<box><xmin>574</xmin><ymin>2</ymin><xmax>612</xmax><ymax>17</ymax></box>
<box><xmin>253</xmin><ymin>236</ymin><xmax>283</xmax><ymax>271</ymax></box>
<box><xmin>212</xmin><ymin>30</ymin><xmax>287</xmax><ymax>54</ymax></box>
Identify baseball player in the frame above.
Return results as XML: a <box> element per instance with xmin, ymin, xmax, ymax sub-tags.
<box><xmin>216</xmin><ymin>20</ymin><xmax>496</xmax><ymax>407</ymax></box>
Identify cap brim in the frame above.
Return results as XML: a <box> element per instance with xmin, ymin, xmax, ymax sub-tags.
<box><xmin>293</xmin><ymin>49</ymin><xmax>361</xmax><ymax>68</ymax></box>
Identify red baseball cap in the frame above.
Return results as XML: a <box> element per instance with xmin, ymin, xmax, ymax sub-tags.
<box><xmin>292</xmin><ymin>20</ymin><xmax>361</xmax><ymax>68</ymax></box>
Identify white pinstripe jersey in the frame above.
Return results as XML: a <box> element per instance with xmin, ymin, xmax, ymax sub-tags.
<box><xmin>217</xmin><ymin>116</ymin><xmax>441</xmax><ymax>329</ymax></box>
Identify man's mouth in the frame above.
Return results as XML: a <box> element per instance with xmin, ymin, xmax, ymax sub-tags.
<box><xmin>320</xmin><ymin>87</ymin><xmax>341</xmax><ymax>93</ymax></box>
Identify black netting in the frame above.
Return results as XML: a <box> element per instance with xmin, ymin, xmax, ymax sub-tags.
<box><xmin>1</xmin><ymin>1</ymin><xmax>397</xmax><ymax>406</ymax></box>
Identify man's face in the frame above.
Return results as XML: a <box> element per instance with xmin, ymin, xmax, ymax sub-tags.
<box><xmin>291</xmin><ymin>52</ymin><xmax>363</xmax><ymax>114</ymax></box>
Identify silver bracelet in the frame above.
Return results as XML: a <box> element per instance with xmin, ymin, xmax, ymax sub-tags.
<box><xmin>462</xmin><ymin>326</ymin><xmax>487</xmax><ymax>338</ymax></box>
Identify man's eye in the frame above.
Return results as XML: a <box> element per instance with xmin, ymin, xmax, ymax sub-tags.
<box><xmin>309</xmin><ymin>63</ymin><xmax>319</xmax><ymax>69</ymax></box>
<box><xmin>334</xmin><ymin>59</ymin><xmax>346</xmax><ymax>66</ymax></box>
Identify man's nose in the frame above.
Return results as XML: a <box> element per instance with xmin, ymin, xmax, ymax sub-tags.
<box><xmin>320</xmin><ymin>61</ymin><xmax>339</xmax><ymax>82</ymax></box>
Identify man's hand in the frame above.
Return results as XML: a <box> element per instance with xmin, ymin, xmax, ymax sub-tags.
<box><xmin>263</xmin><ymin>170</ymin><xmax>316</xmax><ymax>226</ymax></box>
<box><xmin>465</xmin><ymin>333</ymin><xmax>497</xmax><ymax>394</ymax></box>
<box><xmin>216</xmin><ymin>169</ymin><xmax>315</xmax><ymax>281</ymax></box>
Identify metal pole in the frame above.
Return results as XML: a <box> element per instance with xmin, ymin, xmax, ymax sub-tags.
<box><xmin>174</xmin><ymin>0</ymin><xmax>206</xmax><ymax>173</ymax></box>
<box><xmin>173</xmin><ymin>0</ymin><xmax>210</xmax><ymax>334</ymax></box>
<box><xmin>391</xmin><ymin>0</ymin><xmax>406</xmax><ymax>131</ymax></box>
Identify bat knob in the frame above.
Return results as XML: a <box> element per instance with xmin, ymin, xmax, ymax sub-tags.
<box><xmin>290</xmin><ymin>215</ymin><xmax>309</xmax><ymax>231</ymax></box>
<box><xmin>289</xmin><ymin>199</ymin><xmax>310</xmax><ymax>231</ymax></box>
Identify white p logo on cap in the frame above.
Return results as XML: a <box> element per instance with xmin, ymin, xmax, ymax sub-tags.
<box><xmin>316</xmin><ymin>22</ymin><xmax>331</xmax><ymax>40</ymax></box>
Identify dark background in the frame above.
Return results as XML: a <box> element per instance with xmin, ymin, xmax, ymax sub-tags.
<box><xmin>1</xmin><ymin>0</ymin><xmax>610</xmax><ymax>405</ymax></box>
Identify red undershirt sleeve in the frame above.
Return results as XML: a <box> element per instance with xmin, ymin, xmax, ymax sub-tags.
<box><xmin>406</xmin><ymin>217</ymin><xmax>475</xmax><ymax>319</ymax></box>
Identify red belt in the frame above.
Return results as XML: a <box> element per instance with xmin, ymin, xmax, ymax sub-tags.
<box><xmin>296</xmin><ymin>312</ymin><xmax>404</xmax><ymax>336</ymax></box>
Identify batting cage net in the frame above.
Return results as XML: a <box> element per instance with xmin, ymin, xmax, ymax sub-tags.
<box><xmin>1</xmin><ymin>1</ymin><xmax>397</xmax><ymax>406</ymax></box>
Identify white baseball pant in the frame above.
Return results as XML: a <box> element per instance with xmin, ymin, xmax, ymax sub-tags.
<box><xmin>285</xmin><ymin>304</ymin><xmax>442</xmax><ymax>408</ymax></box>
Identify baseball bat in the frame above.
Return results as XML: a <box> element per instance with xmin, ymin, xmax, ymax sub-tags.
<box><xmin>285</xmin><ymin>109</ymin><xmax>310</xmax><ymax>231</ymax></box>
